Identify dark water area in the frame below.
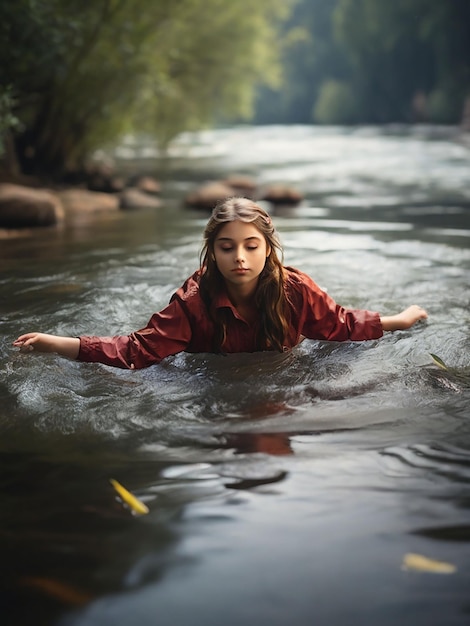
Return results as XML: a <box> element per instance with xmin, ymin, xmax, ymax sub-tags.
<box><xmin>1</xmin><ymin>125</ymin><xmax>469</xmax><ymax>625</ymax></box>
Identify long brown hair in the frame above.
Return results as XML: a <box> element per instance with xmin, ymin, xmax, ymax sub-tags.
<box><xmin>199</xmin><ymin>197</ymin><xmax>290</xmax><ymax>352</ymax></box>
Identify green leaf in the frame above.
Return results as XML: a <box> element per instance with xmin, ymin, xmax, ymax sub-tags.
<box><xmin>430</xmin><ymin>353</ymin><xmax>448</xmax><ymax>371</ymax></box>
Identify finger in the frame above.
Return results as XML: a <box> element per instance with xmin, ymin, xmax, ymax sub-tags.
<box><xmin>13</xmin><ymin>339</ymin><xmax>28</xmax><ymax>347</ymax></box>
<box><xmin>15</xmin><ymin>336</ymin><xmax>36</xmax><ymax>351</ymax></box>
<box><xmin>15</xmin><ymin>338</ymin><xmax>35</xmax><ymax>352</ymax></box>
<box><xmin>15</xmin><ymin>333</ymin><xmax>32</xmax><ymax>342</ymax></box>
<box><xmin>13</xmin><ymin>334</ymin><xmax>34</xmax><ymax>345</ymax></box>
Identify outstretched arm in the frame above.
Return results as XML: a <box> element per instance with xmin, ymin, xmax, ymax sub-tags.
<box><xmin>13</xmin><ymin>333</ymin><xmax>80</xmax><ymax>360</ymax></box>
<box><xmin>380</xmin><ymin>305</ymin><xmax>427</xmax><ymax>331</ymax></box>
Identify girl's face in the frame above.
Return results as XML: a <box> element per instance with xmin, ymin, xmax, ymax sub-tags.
<box><xmin>213</xmin><ymin>220</ymin><xmax>270</xmax><ymax>292</ymax></box>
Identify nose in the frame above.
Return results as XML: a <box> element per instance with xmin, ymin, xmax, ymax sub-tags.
<box><xmin>235</xmin><ymin>246</ymin><xmax>245</xmax><ymax>264</ymax></box>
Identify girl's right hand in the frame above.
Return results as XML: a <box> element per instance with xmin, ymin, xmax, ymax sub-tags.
<box><xmin>13</xmin><ymin>332</ymin><xmax>57</xmax><ymax>353</ymax></box>
<box><xmin>13</xmin><ymin>333</ymin><xmax>80</xmax><ymax>359</ymax></box>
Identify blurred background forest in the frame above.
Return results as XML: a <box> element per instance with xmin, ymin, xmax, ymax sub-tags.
<box><xmin>1</xmin><ymin>0</ymin><xmax>469</xmax><ymax>181</ymax></box>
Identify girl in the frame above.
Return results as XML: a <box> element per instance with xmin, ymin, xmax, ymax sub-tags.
<box><xmin>13</xmin><ymin>197</ymin><xmax>427</xmax><ymax>369</ymax></box>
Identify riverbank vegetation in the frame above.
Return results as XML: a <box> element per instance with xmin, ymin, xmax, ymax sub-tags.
<box><xmin>1</xmin><ymin>0</ymin><xmax>469</xmax><ymax>182</ymax></box>
<box><xmin>254</xmin><ymin>0</ymin><xmax>470</xmax><ymax>127</ymax></box>
<box><xmin>0</xmin><ymin>0</ymin><xmax>289</xmax><ymax>179</ymax></box>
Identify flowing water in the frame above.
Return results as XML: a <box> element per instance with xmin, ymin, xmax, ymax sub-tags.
<box><xmin>1</xmin><ymin>125</ymin><xmax>469</xmax><ymax>625</ymax></box>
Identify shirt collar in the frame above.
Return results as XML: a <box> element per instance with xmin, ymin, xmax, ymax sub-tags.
<box><xmin>214</xmin><ymin>289</ymin><xmax>235</xmax><ymax>310</ymax></box>
<box><xmin>213</xmin><ymin>289</ymin><xmax>245</xmax><ymax>322</ymax></box>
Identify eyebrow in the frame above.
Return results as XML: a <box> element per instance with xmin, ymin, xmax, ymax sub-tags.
<box><xmin>216</xmin><ymin>236</ymin><xmax>262</xmax><ymax>242</ymax></box>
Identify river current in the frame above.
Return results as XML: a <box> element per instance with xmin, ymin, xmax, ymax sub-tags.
<box><xmin>1</xmin><ymin>125</ymin><xmax>469</xmax><ymax>625</ymax></box>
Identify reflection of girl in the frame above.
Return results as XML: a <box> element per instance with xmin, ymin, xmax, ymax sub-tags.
<box><xmin>13</xmin><ymin>197</ymin><xmax>427</xmax><ymax>369</ymax></box>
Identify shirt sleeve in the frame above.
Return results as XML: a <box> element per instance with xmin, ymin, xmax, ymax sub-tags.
<box><xmin>78</xmin><ymin>298</ymin><xmax>192</xmax><ymax>369</ymax></box>
<box><xmin>291</xmin><ymin>270</ymin><xmax>383</xmax><ymax>342</ymax></box>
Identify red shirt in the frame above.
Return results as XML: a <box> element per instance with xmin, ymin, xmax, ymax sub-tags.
<box><xmin>78</xmin><ymin>267</ymin><xmax>383</xmax><ymax>369</ymax></box>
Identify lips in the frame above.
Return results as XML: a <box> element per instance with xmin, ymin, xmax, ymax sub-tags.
<box><xmin>232</xmin><ymin>268</ymin><xmax>248</xmax><ymax>274</ymax></box>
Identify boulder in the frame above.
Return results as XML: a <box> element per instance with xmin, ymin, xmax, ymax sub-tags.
<box><xmin>131</xmin><ymin>175</ymin><xmax>161</xmax><ymax>195</ymax></box>
<box><xmin>222</xmin><ymin>174</ymin><xmax>257</xmax><ymax>198</ymax></box>
<box><xmin>87</xmin><ymin>173</ymin><xmax>126</xmax><ymax>193</ymax></box>
<box><xmin>259</xmin><ymin>185</ymin><xmax>304</xmax><ymax>206</ymax></box>
<box><xmin>58</xmin><ymin>189</ymin><xmax>119</xmax><ymax>213</ymax></box>
<box><xmin>185</xmin><ymin>182</ymin><xmax>235</xmax><ymax>211</ymax></box>
<box><xmin>119</xmin><ymin>188</ymin><xmax>162</xmax><ymax>210</ymax></box>
<box><xmin>0</xmin><ymin>184</ymin><xmax>64</xmax><ymax>228</ymax></box>
<box><xmin>84</xmin><ymin>161</ymin><xmax>122</xmax><ymax>193</ymax></box>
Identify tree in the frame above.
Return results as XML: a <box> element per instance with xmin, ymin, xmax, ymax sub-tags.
<box><xmin>254</xmin><ymin>0</ymin><xmax>348</xmax><ymax>124</ymax></box>
<box><xmin>253</xmin><ymin>0</ymin><xmax>470</xmax><ymax>126</ymax></box>
<box><xmin>333</xmin><ymin>0</ymin><xmax>470</xmax><ymax>123</ymax></box>
<box><xmin>0</xmin><ymin>0</ymin><xmax>290</xmax><ymax>178</ymax></box>
<box><xmin>135</xmin><ymin>0</ymin><xmax>291</xmax><ymax>148</ymax></box>
<box><xmin>314</xmin><ymin>80</ymin><xmax>359</xmax><ymax>124</ymax></box>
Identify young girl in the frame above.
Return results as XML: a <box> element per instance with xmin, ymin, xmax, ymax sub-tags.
<box><xmin>13</xmin><ymin>197</ymin><xmax>427</xmax><ymax>369</ymax></box>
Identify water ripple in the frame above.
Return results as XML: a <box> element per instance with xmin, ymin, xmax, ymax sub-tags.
<box><xmin>381</xmin><ymin>442</ymin><xmax>470</xmax><ymax>482</ymax></box>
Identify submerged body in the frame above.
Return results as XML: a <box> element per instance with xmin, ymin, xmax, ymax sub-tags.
<box><xmin>78</xmin><ymin>267</ymin><xmax>383</xmax><ymax>369</ymax></box>
<box><xmin>12</xmin><ymin>198</ymin><xmax>427</xmax><ymax>369</ymax></box>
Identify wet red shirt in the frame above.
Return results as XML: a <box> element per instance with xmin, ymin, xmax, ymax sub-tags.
<box><xmin>78</xmin><ymin>267</ymin><xmax>383</xmax><ymax>369</ymax></box>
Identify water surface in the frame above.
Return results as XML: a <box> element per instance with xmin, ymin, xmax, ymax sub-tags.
<box><xmin>1</xmin><ymin>125</ymin><xmax>469</xmax><ymax>625</ymax></box>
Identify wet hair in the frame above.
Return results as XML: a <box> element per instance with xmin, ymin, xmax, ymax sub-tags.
<box><xmin>199</xmin><ymin>197</ymin><xmax>290</xmax><ymax>352</ymax></box>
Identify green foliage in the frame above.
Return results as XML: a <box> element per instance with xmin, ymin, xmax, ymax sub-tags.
<box><xmin>254</xmin><ymin>0</ymin><xmax>348</xmax><ymax>124</ymax></box>
<box><xmin>3</xmin><ymin>0</ymin><xmax>469</xmax><ymax>174</ymax></box>
<box><xmin>254</xmin><ymin>0</ymin><xmax>470</xmax><ymax>126</ymax></box>
<box><xmin>313</xmin><ymin>80</ymin><xmax>359</xmax><ymax>124</ymax></box>
<box><xmin>332</xmin><ymin>0</ymin><xmax>470</xmax><ymax>124</ymax></box>
<box><xmin>1</xmin><ymin>0</ymin><xmax>291</xmax><ymax>176</ymax></box>
<box><xmin>427</xmin><ymin>90</ymin><xmax>462</xmax><ymax>124</ymax></box>
<box><xmin>136</xmin><ymin>0</ymin><xmax>290</xmax><ymax>148</ymax></box>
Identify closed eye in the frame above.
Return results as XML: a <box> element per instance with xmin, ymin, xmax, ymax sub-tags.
<box><xmin>218</xmin><ymin>245</ymin><xmax>258</xmax><ymax>252</ymax></box>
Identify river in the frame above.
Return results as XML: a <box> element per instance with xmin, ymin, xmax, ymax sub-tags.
<box><xmin>1</xmin><ymin>125</ymin><xmax>469</xmax><ymax>625</ymax></box>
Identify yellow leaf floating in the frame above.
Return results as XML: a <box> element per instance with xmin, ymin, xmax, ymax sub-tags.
<box><xmin>110</xmin><ymin>478</ymin><xmax>149</xmax><ymax>516</ymax></box>
<box><xmin>21</xmin><ymin>577</ymin><xmax>92</xmax><ymax>606</ymax></box>
<box><xmin>430</xmin><ymin>353</ymin><xmax>448</xmax><ymax>371</ymax></box>
<box><xmin>402</xmin><ymin>552</ymin><xmax>456</xmax><ymax>574</ymax></box>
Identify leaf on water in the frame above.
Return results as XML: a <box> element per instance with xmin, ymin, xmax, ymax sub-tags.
<box><xmin>401</xmin><ymin>552</ymin><xmax>456</xmax><ymax>574</ymax></box>
<box><xmin>110</xmin><ymin>478</ymin><xmax>149</xmax><ymax>516</ymax></box>
<box><xmin>430</xmin><ymin>353</ymin><xmax>448</xmax><ymax>370</ymax></box>
<box><xmin>20</xmin><ymin>577</ymin><xmax>92</xmax><ymax>605</ymax></box>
